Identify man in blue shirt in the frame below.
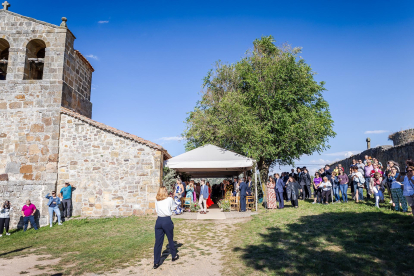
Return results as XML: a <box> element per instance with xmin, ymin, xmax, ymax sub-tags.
<box><xmin>60</xmin><ymin>182</ymin><xmax>73</xmax><ymax>218</ymax></box>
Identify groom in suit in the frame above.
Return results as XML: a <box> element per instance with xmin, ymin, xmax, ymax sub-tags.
<box><xmin>199</xmin><ymin>180</ymin><xmax>209</xmax><ymax>214</ymax></box>
<box><xmin>239</xmin><ymin>178</ymin><xmax>248</xmax><ymax>212</ymax></box>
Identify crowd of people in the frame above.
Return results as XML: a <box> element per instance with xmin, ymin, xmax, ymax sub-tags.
<box><xmin>170</xmin><ymin>177</ymin><xmax>254</xmax><ymax>214</ymax></box>
<box><xmin>265</xmin><ymin>157</ymin><xmax>414</xmax><ymax>222</ymax></box>
<box><xmin>0</xmin><ymin>182</ymin><xmax>74</xmax><ymax>236</ymax></box>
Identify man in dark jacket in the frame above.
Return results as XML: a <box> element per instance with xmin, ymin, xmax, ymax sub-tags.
<box><xmin>322</xmin><ymin>165</ymin><xmax>332</xmax><ymax>181</ymax></box>
<box><xmin>239</xmin><ymin>179</ymin><xmax>248</xmax><ymax>212</ymax></box>
<box><xmin>299</xmin><ymin>169</ymin><xmax>311</xmax><ymax>199</ymax></box>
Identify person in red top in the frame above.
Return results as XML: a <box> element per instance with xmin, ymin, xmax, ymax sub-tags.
<box><xmin>21</xmin><ymin>200</ymin><xmax>38</xmax><ymax>232</ymax></box>
<box><xmin>206</xmin><ymin>182</ymin><xmax>214</xmax><ymax>208</ymax></box>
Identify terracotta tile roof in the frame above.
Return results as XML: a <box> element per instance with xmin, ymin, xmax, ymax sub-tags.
<box><xmin>74</xmin><ymin>50</ymin><xmax>95</xmax><ymax>72</ymax></box>
<box><xmin>60</xmin><ymin>107</ymin><xmax>171</xmax><ymax>159</ymax></box>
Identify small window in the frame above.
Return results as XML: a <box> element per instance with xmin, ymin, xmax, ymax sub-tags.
<box><xmin>0</xmin><ymin>38</ymin><xmax>9</xmax><ymax>80</ymax></box>
<box><xmin>24</xmin><ymin>39</ymin><xmax>46</xmax><ymax>80</ymax></box>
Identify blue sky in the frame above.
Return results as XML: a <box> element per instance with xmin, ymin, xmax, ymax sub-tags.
<box><xmin>13</xmin><ymin>0</ymin><xmax>414</xmax><ymax>174</ymax></box>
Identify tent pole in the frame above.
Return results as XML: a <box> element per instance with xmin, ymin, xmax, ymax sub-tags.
<box><xmin>255</xmin><ymin>166</ymin><xmax>258</xmax><ymax>212</ymax></box>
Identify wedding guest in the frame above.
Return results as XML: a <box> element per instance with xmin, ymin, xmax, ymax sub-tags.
<box><xmin>364</xmin><ymin>160</ymin><xmax>373</xmax><ymax>199</ymax></box>
<box><xmin>299</xmin><ymin>169</ymin><xmax>311</xmax><ymax>200</ymax></box>
<box><xmin>239</xmin><ymin>179</ymin><xmax>248</xmax><ymax>212</ymax></box>
<box><xmin>22</xmin><ymin>200</ymin><xmax>38</xmax><ymax>232</ymax></box>
<box><xmin>357</xmin><ymin>160</ymin><xmax>365</xmax><ymax>176</ymax></box>
<box><xmin>331</xmin><ymin>171</ymin><xmax>341</xmax><ymax>203</ymax></box>
<box><xmin>60</xmin><ymin>182</ymin><xmax>73</xmax><ymax>218</ymax></box>
<box><xmin>322</xmin><ymin>165</ymin><xmax>332</xmax><ymax>181</ymax></box>
<box><xmin>173</xmin><ymin>178</ymin><xmax>184</xmax><ymax>215</ymax></box>
<box><xmin>45</xmin><ymin>191</ymin><xmax>62</xmax><ymax>227</ymax></box>
<box><xmin>206</xmin><ymin>182</ymin><xmax>214</xmax><ymax>208</ymax></box>
<box><xmin>185</xmin><ymin>181</ymin><xmax>194</xmax><ymax>206</ymax></box>
<box><xmin>312</xmin><ymin>172</ymin><xmax>322</xmax><ymax>204</ymax></box>
<box><xmin>338</xmin><ymin>169</ymin><xmax>349</xmax><ymax>202</ymax></box>
<box><xmin>352</xmin><ymin>166</ymin><xmax>365</xmax><ymax>202</ymax></box>
<box><xmin>0</xmin><ymin>200</ymin><xmax>12</xmax><ymax>237</ymax></box>
<box><xmin>266</xmin><ymin>177</ymin><xmax>277</xmax><ymax>209</ymax></box>
<box><xmin>181</xmin><ymin>181</ymin><xmax>187</xmax><ymax>198</ymax></box>
<box><xmin>370</xmin><ymin>172</ymin><xmax>382</xmax><ymax>208</ymax></box>
<box><xmin>286</xmin><ymin>176</ymin><xmax>302</xmax><ymax>208</ymax></box>
<box><xmin>403</xmin><ymin>166</ymin><xmax>414</xmax><ymax>221</ymax></box>
<box><xmin>153</xmin><ymin>187</ymin><xmax>179</xmax><ymax>269</ymax></box>
<box><xmin>195</xmin><ymin>182</ymin><xmax>201</xmax><ymax>199</ymax></box>
<box><xmin>274</xmin><ymin>173</ymin><xmax>284</xmax><ymax>209</ymax></box>
<box><xmin>320</xmin><ymin>177</ymin><xmax>332</xmax><ymax>204</ymax></box>
<box><xmin>388</xmin><ymin>169</ymin><xmax>407</xmax><ymax>212</ymax></box>
<box><xmin>232</xmin><ymin>177</ymin><xmax>238</xmax><ymax>196</ymax></box>
<box><xmin>199</xmin><ymin>180</ymin><xmax>209</xmax><ymax>214</ymax></box>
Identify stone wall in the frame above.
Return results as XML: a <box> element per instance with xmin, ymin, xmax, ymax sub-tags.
<box><xmin>61</xmin><ymin>31</ymin><xmax>93</xmax><ymax>118</ymax></box>
<box><xmin>329</xmin><ymin>143</ymin><xmax>414</xmax><ymax>173</ymax></box>
<box><xmin>0</xmin><ymin>10</ymin><xmax>67</xmax><ymax>228</ymax></box>
<box><xmin>388</xmin><ymin>129</ymin><xmax>414</xmax><ymax>147</ymax></box>
<box><xmin>57</xmin><ymin>112</ymin><xmax>163</xmax><ymax>217</ymax></box>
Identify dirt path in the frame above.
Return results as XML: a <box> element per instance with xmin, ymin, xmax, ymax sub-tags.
<box><xmin>92</xmin><ymin>218</ymin><xmax>248</xmax><ymax>276</ymax></box>
<box><xmin>0</xmin><ymin>254</ymin><xmax>61</xmax><ymax>276</ymax></box>
<box><xmin>0</xmin><ymin>218</ymin><xmax>249</xmax><ymax>276</ymax></box>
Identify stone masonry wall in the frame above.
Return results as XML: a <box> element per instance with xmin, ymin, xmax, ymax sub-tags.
<box><xmin>61</xmin><ymin>31</ymin><xmax>93</xmax><ymax>118</ymax></box>
<box><xmin>57</xmin><ymin>113</ymin><xmax>162</xmax><ymax>217</ymax></box>
<box><xmin>388</xmin><ymin>129</ymin><xmax>414</xmax><ymax>147</ymax></box>
<box><xmin>0</xmin><ymin>10</ymin><xmax>68</xmax><ymax>228</ymax></box>
<box><xmin>330</xmin><ymin>142</ymin><xmax>414</xmax><ymax>173</ymax></box>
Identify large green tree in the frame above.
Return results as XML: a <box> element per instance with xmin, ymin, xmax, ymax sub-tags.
<box><xmin>184</xmin><ymin>36</ymin><xmax>335</xmax><ymax>177</ymax></box>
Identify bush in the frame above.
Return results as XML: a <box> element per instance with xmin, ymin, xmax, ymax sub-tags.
<box><xmin>218</xmin><ymin>199</ymin><xmax>231</xmax><ymax>212</ymax></box>
<box><xmin>190</xmin><ymin>202</ymin><xmax>200</xmax><ymax>212</ymax></box>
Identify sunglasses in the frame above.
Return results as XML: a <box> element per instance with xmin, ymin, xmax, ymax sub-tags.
<box><xmin>408</xmin><ymin>170</ymin><xmax>413</xmax><ymax>172</ymax></box>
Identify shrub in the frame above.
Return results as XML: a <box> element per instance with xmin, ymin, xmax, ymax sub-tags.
<box><xmin>190</xmin><ymin>202</ymin><xmax>200</xmax><ymax>212</ymax></box>
<box><xmin>218</xmin><ymin>199</ymin><xmax>231</xmax><ymax>212</ymax></box>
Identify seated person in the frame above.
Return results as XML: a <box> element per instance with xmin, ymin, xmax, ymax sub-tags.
<box><xmin>320</xmin><ymin>177</ymin><xmax>332</xmax><ymax>204</ymax></box>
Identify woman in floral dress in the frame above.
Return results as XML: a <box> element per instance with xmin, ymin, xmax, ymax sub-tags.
<box><xmin>174</xmin><ymin>179</ymin><xmax>184</xmax><ymax>215</ymax></box>
<box><xmin>267</xmin><ymin>176</ymin><xmax>277</xmax><ymax>209</ymax></box>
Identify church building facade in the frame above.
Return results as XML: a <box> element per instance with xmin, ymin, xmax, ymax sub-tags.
<box><xmin>0</xmin><ymin>4</ymin><xmax>170</xmax><ymax>228</ymax></box>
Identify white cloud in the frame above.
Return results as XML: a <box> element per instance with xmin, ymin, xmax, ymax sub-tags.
<box><xmin>98</xmin><ymin>21</ymin><xmax>109</xmax><ymax>24</ymax></box>
<box><xmin>364</xmin><ymin>130</ymin><xmax>389</xmax><ymax>134</ymax></box>
<box><xmin>85</xmin><ymin>54</ymin><xmax>98</xmax><ymax>60</ymax></box>
<box><xmin>310</xmin><ymin>159</ymin><xmax>332</xmax><ymax>164</ymax></box>
<box><xmin>159</xmin><ymin>136</ymin><xmax>184</xmax><ymax>141</ymax></box>
<box><xmin>324</xmin><ymin>151</ymin><xmax>359</xmax><ymax>157</ymax></box>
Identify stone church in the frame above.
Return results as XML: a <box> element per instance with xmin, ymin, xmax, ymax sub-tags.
<box><xmin>0</xmin><ymin>3</ymin><xmax>171</xmax><ymax>228</ymax></box>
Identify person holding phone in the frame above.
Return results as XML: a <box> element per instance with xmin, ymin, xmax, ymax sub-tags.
<box><xmin>45</xmin><ymin>191</ymin><xmax>62</xmax><ymax>227</ymax></box>
<box><xmin>0</xmin><ymin>200</ymin><xmax>12</xmax><ymax>236</ymax></box>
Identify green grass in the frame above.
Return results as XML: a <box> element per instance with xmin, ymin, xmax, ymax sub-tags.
<box><xmin>1</xmin><ymin>192</ymin><xmax>413</xmax><ymax>276</ymax></box>
<box><xmin>224</xmin><ymin>196</ymin><xmax>414</xmax><ymax>276</ymax></box>
<box><xmin>0</xmin><ymin>216</ymin><xmax>157</xmax><ymax>275</ymax></box>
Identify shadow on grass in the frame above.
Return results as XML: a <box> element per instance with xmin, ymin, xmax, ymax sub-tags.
<box><xmin>234</xmin><ymin>211</ymin><xmax>414</xmax><ymax>275</ymax></box>
<box><xmin>0</xmin><ymin>246</ymin><xmax>32</xmax><ymax>257</ymax></box>
<box><xmin>159</xmin><ymin>241</ymin><xmax>183</xmax><ymax>265</ymax></box>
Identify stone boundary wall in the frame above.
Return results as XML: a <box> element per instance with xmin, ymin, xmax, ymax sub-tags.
<box><xmin>329</xmin><ymin>142</ymin><xmax>414</xmax><ymax>173</ymax></box>
<box><xmin>388</xmin><ymin>129</ymin><xmax>414</xmax><ymax>147</ymax></box>
<box><xmin>58</xmin><ymin>113</ymin><xmax>163</xmax><ymax>217</ymax></box>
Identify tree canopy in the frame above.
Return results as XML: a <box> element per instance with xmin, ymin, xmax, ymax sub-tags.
<box><xmin>183</xmin><ymin>36</ymin><xmax>336</xmax><ymax>175</ymax></box>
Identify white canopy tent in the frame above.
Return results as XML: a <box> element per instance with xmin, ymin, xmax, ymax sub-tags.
<box><xmin>164</xmin><ymin>144</ymin><xmax>258</xmax><ymax>211</ymax></box>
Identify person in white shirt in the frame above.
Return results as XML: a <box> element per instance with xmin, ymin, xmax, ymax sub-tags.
<box><xmin>153</xmin><ymin>187</ymin><xmax>179</xmax><ymax>269</ymax></box>
<box><xmin>320</xmin><ymin>177</ymin><xmax>332</xmax><ymax>204</ymax></box>
<box><xmin>351</xmin><ymin>166</ymin><xmax>365</xmax><ymax>203</ymax></box>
